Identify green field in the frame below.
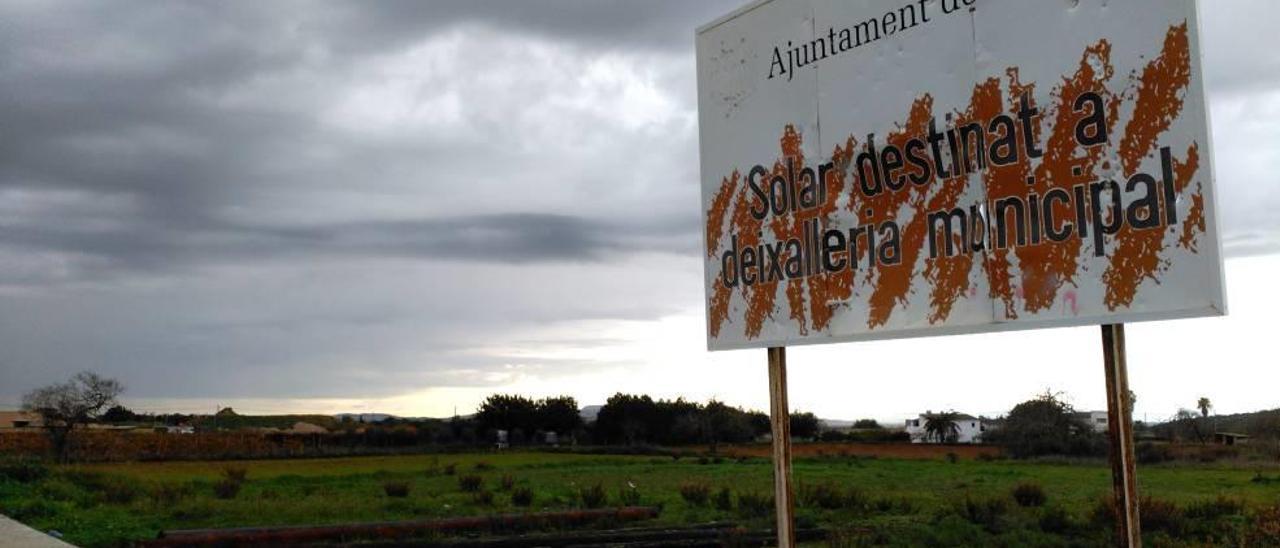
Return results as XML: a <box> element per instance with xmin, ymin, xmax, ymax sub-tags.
<box><xmin>2</xmin><ymin>450</ymin><xmax>1279</xmax><ymax>546</ymax></box>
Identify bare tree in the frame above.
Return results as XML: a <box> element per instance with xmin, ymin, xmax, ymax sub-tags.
<box><xmin>22</xmin><ymin>371</ymin><xmax>124</xmax><ymax>462</ymax></box>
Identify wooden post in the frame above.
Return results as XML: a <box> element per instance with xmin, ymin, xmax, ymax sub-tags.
<box><xmin>1101</xmin><ymin>324</ymin><xmax>1141</xmax><ymax>547</ymax></box>
<box><xmin>767</xmin><ymin>346</ymin><xmax>796</xmax><ymax>548</ymax></box>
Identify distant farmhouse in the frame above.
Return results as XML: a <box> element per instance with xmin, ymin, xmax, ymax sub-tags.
<box><xmin>905</xmin><ymin>412</ymin><xmax>988</xmax><ymax>444</ymax></box>
<box><xmin>0</xmin><ymin>411</ymin><xmax>42</xmax><ymax>431</ymax></box>
<box><xmin>1074</xmin><ymin>410</ymin><xmax>1110</xmax><ymax>433</ymax></box>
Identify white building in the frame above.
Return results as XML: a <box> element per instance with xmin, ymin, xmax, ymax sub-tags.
<box><xmin>1075</xmin><ymin>411</ymin><xmax>1109</xmax><ymax>433</ymax></box>
<box><xmin>905</xmin><ymin>412</ymin><xmax>988</xmax><ymax>444</ymax></box>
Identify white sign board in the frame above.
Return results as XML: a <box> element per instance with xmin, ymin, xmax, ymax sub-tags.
<box><xmin>697</xmin><ymin>0</ymin><xmax>1224</xmax><ymax>351</ymax></box>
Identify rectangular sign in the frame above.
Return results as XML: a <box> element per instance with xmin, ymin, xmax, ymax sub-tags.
<box><xmin>697</xmin><ymin>0</ymin><xmax>1225</xmax><ymax>351</ymax></box>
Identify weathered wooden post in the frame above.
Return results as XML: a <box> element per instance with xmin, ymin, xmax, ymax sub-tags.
<box><xmin>767</xmin><ymin>346</ymin><xmax>796</xmax><ymax>548</ymax></box>
<box><xmin>1102</xmin><ymin>324</ymin><xmax>1141</xmax><ymax>547</ymax></box>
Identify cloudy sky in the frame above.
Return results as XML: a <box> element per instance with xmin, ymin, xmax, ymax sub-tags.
<box><xmin>1</xmin><ymin>0</ymin><xmax>1277</xmax><ymax>423</ymax></box>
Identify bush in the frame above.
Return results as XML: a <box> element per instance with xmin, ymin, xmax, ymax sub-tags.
<box><xmin>1185</xmin><ymin>496</ymin><xmax>1245</xmax><ymax>520</ymax></box>
<box><xmin>473</xmin><ymin>490</ymin><xmax>494</xmax><ymax>505</ymax></box>
<box><xmin>944</xmin><ymin>452</ymin><xmax>959</xmax><ymax>464</ymax></box>
<box><xmin>619</xmin><ymin>482</ymin><xmax>641</xmax><ymax>506</ymax></box>
<box><xmin>1247</xmin><ymin>505</ymin><xmax>1280</xmax><ymax>546</ymax></box>
<box><xmin>458</xmin><ymin>475</ymin><xmax>483</xmax><ymax>492</ymax></box>
<box><xmin>511</xmin><ymin>486</ymin><xmax>534</xmax><ymax>507</ymax></box>
<box><xmin>578</xmin><ymin>482</ymin><xmax>606</xmax><ymax>509</ymax></box>
<box><xmin>212</xmin><ymin>478</ymin><xmax>241</xmax><ymax>499</ymax></box>
<box><xmin>736</xmin><ymin>491</ymin><xmax>774</xmax><ymax>518</ymax></box>
<box><xmin>1139</xmin><ymin>496</ymin><xmax>1186</xmax><ymax>534</ymax></box>
<box><xmin>0</xmin><ymin>457</ymin><xmax>49</xmax><ymax>483</ymax></box>
<box><xmin>713</xmin><ymin>486</ymin><xmax>733</xmax><ymax>511</ymax></box>
<box><xmin>102</xmin><ymin>477</ymin><xmax>142</xmax><ymax>505</ymax></box>
<box><xmin>499</xmin><ymin>474</ymin><xmax>515</xmax><ymax>491</ymax></box>
<box><xmin>443</xmin><ymin>463</ymin><xmax>457</xmax><ymax>475</ymax></box>
<box><xmin>955</xmin><ymin>495</ymin><xmax>1008</xmax><ymax>533</ymax></box>
<box><xmin>679</xmin><ymin>481</ymin><xmax>711</xmax><ymax>506</ymax></box>
<box><xmin>474</xmin><ymin>461</ymin><xmax>494</xmax><ymax>471</ymax></box>
<box><xmin>221</xmin><ymin>466</ymin><xmax>248</xmax><ymax>483</ymax></box>
<box><xmin>149</xmin><ymin>482</ymin><xmax>194</xmax><ymax>506</ymax></box>
<box><xmin>1038</xmin><ymin>505</ymin><xmax>1075</xmax><ymax>534</ymax></box>
<box><xmin>382</xmin><ymin>481</ymin><xmax>410</xmax><ymax>498</ymax></box>
<box><xmin>1136</xmin><ymin>442</ymin><xmax>1174</xmax><ymax>464</ymax></box>
<box><xmin>1011</xmin><ymin>482</ymin><xmax>1046</xmax><ymax>507</ymax></box>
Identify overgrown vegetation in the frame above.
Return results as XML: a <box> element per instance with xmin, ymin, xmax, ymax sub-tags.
<box><xmin>1</xmin><ymin>451</ymin><xmax>1277</xmax><ymax>547</ymax></box>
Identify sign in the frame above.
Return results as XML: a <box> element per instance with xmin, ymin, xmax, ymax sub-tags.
<box><xmin>697</xmin><ymin>0</ymin><xmax>1225</xmax><ymax>351</ymax></box>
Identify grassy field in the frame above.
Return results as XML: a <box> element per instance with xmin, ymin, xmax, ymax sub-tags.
<box><xmin>2</xmin><ymin>448</ymin><xmax>1279</xmax><ymax>546</ymax></box>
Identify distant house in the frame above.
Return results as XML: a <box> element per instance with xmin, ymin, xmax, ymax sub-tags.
<box><xmin>1213</xmin><ymin>432</ymin><xmax>1249</xmax><ymax>446</ymax></box>
<box><xmin>0</xmin><ymin>411</ymin><xmax>42</xmax><ymax>431</ymax></box>
<box><xmin>905</xmin><ymin>412</ymin><xmax>988</xmax><ymax>444</ymax></box>
<box><xmin>1074</xmin><ymin>411</ymin><xmax>1110</xmax><ymax>433</ymax></box>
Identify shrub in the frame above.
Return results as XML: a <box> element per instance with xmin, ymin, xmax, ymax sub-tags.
<box><xmin>221</xmin><ymin>466</ymin><xmax>248</xmax><ymax>483</ymax></box>
<box><xmin>1139</xmin><ymin>496</ymin><xmax>1186</xmax><ymax>534</ymax></box>
<box><xmin>1038</xmin><ymin>505</ymin><xmax>1075</xmax><ymax>534</ymax></box>
<box><xmin>944</xmin><ymin>452</ymin><xmax>959</xmax><ymax>464</ymax></box>
<box><xmin>212</xmin><ymin>478</ymin><xmax>241</xmax><ymax>499</ymax></box>
<box><xmin>458</xmin><ymin>475</ymin><xmax>483</xmax><ymax>492</ymax></box>
<box><xmin>1136</xmin><ymin>442</ymin><xmax>1174</xmax><ymax>464</ymax></box>
<box><xmin>736</xmin><ymin>491</ymin><xmax>774</xmax><ymax>518</ymax></box>
<box><xmin>1185</xmin><ymin>495</ymin><xmax>1245</xmax><ymax>520</ymax></box>
<box><xmin>1247</xmin><ymin>505</ymin><xmax>1280</xmax><ymax>546</ymax></box>
<box><xmin>443</xmin><ymin>463</ymin><xmax>457</xmax><ymax>475</ymax></box>
<box><xmin>102</xmin><ymin>477</ymin><xmax>142</xmax><ymax>505</ymax></box>
<box><xmin>149</xmin><ymin>482</ymin><xmax>193</xmax><ymax>506</ymax></box>
<box><xmin>955</xmin><ymin>495</ymin><xmax>1008</xmax><ymax>533</ymax></box>
<box><xmin>499</xmin><ymin>474</ymin><xmax>515</xmax><ymax>491</ymax></box>
<box><xmin>473</xmin><ymin>490</ymin><xmax>494</xmax><ymax>505</ymax></box>
<box><xmin>619</xmin><ymin>482</ymin><xmax>641</xmax><ymax>506</ymax></box>
<box><xmin>697</xmin><ymin>456</ymin><xmax>710</xmax><ymax>465</ymax></box>
<box><xmin>679</xmin><ymin>481</ymin><xmax>711</xmax><ymax>506</ymax></box>
<box><xmin>0</xmin><ymin>457</ymin><xmax>49</xmax><ymax>483</ymax></box>
<box><xmin>474</xmin><ymin>461</ymin><xmax>494</xmax><ymax>471</ymax></box>
<box><xmin>511</xmin><ymin>486</ymin><xmax>534</xmax><ymax>507</ymax></box>
<box><xmin>713</xmin><ymin>486</ymin><xmax>733</xmax><ymax>511</ymax></box>
<box><xmin>578</xmin><ymin>482</ymin><xmax>606</xmax><ymax>509</ymax></box>
<box><xmin>1011</xmin><ymin>482</ymin><xmax>1046</xmax><ymax>507</ymax></box>
<box><xmin>799</xmin><ymin>481</ymin><xmax>864</xmax><ymax>510</ymax></box>
<box><xmin>382</xmin><ymin>481</ymin><xmax>410</xmax><ymax>498</ymax></box>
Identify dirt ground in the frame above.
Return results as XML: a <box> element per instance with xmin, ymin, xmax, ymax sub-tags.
<box><xmin>705</xmin><ymin>442</ymin><xmax>1002</xmax><ymax>460</ymax></box>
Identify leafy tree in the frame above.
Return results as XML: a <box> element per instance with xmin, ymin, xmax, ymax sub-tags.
<box><xmin>475</xmin><ymin>394</ymin><xmax>538</xmax><ymax>441</ymax></box>
<box><xmin>536</xmin><ymin>396</ymin><xmax>582</xmax><ymax>436</ymax></box>
<box><xmin>984</xmin><ymin>392</ymin><xmax>1103</xmax><ymax>458</ymax></box>
<box><xmin>790</xmin><ymin>411</ymin><xmax>820</xmax><ymax>440</ymax></box>
<box><xmin>1197</xmin><ymin>397</ymin><xmax>1212</xmax><ymax>418</ymax></box>
<box><xmin>922</xmin><ymin>411</ymin><xmax>961</xmax><ymax>444</ymax></box>
<box><xmin>100</xmin><ymin>405</ymin><xmax>139</xmax><ymax>423</ymax></box>
<box><xmin>853</xmin><ymin>418</ymin><xmax>882</xmax><ymax>429</ymax></box>
<box><xmin>22</xmin><ymin>371</ymin><xmax>124</xmax><ymax>462</ymax></box>
<box><xmin>593</xmin><ymin>393</ymin><xmax>656</xmax><ymax>445</ymax></box>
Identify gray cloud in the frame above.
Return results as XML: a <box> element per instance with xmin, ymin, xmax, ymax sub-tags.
<box><xmin>0</xmin><ymin>0</ymin><xmax>1275</xmax><ymax>407</ymax></box>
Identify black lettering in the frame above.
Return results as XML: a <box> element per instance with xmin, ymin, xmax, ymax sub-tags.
<box><xmin>748</xmin><ymin>165</ymin><xmax>769</xmax><ymax>220</ymax></box>
<box><xmin>1090</xmin><ymin>180</ymin><xmax>1124</xmax><ymax>257</ymax></box>
<box><xmin>1073</xmin><ymin>91</ymin><xmax>1109</xmax><ymax>146</ymax></box>
<box><xmin>1043</xmin><ymin>189</ymin><xmax>1074</xmax><ymax>242</ymax></box>
<box><xmin>1125</xmin><ymin>173</ymin><xmax>1161</xmax><ymax>229</ymax></box>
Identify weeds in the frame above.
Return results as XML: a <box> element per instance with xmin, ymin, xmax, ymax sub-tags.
<box><xmin>1011</xmin><ymin>482</ymin><xmax>1046</xmax><ymax>507</ymax></box>
<box><xmin>511</xmin><ymin>486</ymin><xmax>534</xmax><ymax>507</ymax></box>
<box><xmin>382</xmin><ymin>481</ymin><xmax>410</xmax><ymax>498</ymax></box>
<box><xmin>679</xmin><ymin>481</ymin><xmax>710</xmax><ymax>506</ymax></box>
<box><xmin>458</xmin><ymin>475</ymin><xmax>483</xmax><ymax>492</ymax></box>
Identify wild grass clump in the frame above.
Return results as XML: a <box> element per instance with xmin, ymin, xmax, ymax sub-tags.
<box><xmin>382</xmin><ymin>481</ymin><xmax>410</xmax><ymax>498</ymax></box>
<box><xmin>578</xmin><ymin>482</ymin><xmax>606</xmax><ymax>508</ymax></box>
<box><xmin>443</xmin><ymin>463</ymin><xmax>457</xmax><ymax>476</ymax></box>
<box><xmin>1011</xmin><ymin>482</ymin><xmax>1046</xmax><ymax>507</ymax></box>
<box><xmin>799</xmin><ymin>481</ymin><xmax>865</xmax><ymax>510</ymax></box>
<box><xmin>736</xmin><ymin>491</ymin><xmax>774</xmax><ymax>518</ymax></box>
<box><xmin>474</xmin><ymin>461</ymin><xmax>494</xmax><ymax>471</ymax></box>
<box><xmin>499</xmin><ymin>474</ymin><xmax>515</xmax><ymax>491</ymax></box>
<box><xmin>1185</xmin><ymin>495</ymin><xmax>1245</xmax><ymax>520</ymax></box>
<box><xmin>473</xmin><ymin>489</ymin><xmax>494</xmax><ymax>505</ymax></box>
<box><xmin>619</xmin><ymin>482</ymin><xmax>641</xmax><ymax>506</ymax></box>
<box><xmin>212</xmin><ymin>466</ymin><xmax>248</xmax><ymax>500</ymax></box>
<box><xmin>149</xmin><ymin>482</ymin><xmax>194</xmax><ymax>506</ymax></box>
<box><xmin>713</xmin><ymin>486</ymin><xmax>733</xmax><ymax>511</ymax></box>
<box><xmin>1038</xmin><ymin>505</ymin><xmax>1075</xmax><ymax>534</ymax></box>
<box><xmin>511</xmin><ymin>486</ymin><xmax>534</xmax><ymax>507</ymax></box>
<box><xmin>679</xmin><ymin>481</ymin><xmax>711</xmax><ymax>506</ymax></box>
<box><xmin>458</xmin><ymin>475</ymin><xmax>483</xmax><ymax>492</ymax></box>
<box><xmin>954</xmin><ymin>495</ymin><xmax>1008</xmax><ymax>533</ymax></box>
<box><xmin>0</xmin><ymin>457</ymin><xmax>49</xmax><ymax>483</ymax></box>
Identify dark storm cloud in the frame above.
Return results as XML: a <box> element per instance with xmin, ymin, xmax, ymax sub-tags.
<box><xmin>0</xmin><ymin>1</ymin><xmax>1275</xmax><ymax>406</ymax></box>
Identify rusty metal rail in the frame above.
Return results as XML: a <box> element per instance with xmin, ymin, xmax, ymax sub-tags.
<box><xmin>143</xmin><ymin>506</ymin><xmax>660</xmax><ymax>547</ymax></box>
